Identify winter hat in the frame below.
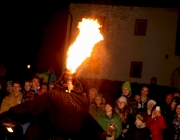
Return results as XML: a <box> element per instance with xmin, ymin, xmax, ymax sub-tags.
<box><xmin>122</xmin><ymin>82</ymin><xmax>131</xmax><ymax>93</ymax></box>
<box><xmin>136</xmin><ymin>112</ymin><xmax>148</xmax><ymax>123</ymax></box>
<box><xmin>147</xmin><ymin>99</ymin><xmax>156</xmax><ymax>106</ymax></box>
<box><xmin>118</xmin><ymin>96</ymin><xmax>127</xmax><ymax>105</ymax></box>
<box><xmin>105</xmin><ymin>99</ymin><xmax>115</xmax><ymax>109</ymax></box>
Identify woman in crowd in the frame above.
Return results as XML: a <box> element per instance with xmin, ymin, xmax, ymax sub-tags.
<box><xmin>146</xmin><ymin>105</ymin><xmax>166</xmax><ymax>140</ymax></box>
<box><xmin>115</xmin><ymin>96</ymin><xmax>134</xmax><ymax>140</ymax></box>
<box><xmin>147</xmin><ymin>99</ymin><xmax>156</xmax><ymax>116</ymax></box>
<box><xmin>98</xmin><ymin>99</ymin><xmax>122</xmax><ymax>140</ymax></box>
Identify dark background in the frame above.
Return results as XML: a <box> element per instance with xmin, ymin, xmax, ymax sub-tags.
<box><xmin>1</xmin><ymin>0</ymin><xmax>179</xmax><ymax>81</ymax></box>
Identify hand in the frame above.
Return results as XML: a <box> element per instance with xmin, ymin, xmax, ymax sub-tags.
<box><xmin>151</xmin><ymin>110</ymin><xmax>157</xmax><ymax>119</ymax></box>
<box><xmin>122</xmin><ymin>129</ymin><xmax>128</xmax><ymax>134</ymax></box>
<box><xmin>155</xmin><ymin>110</ymin><xmax>161</xmax><ymax>116</ymax></box>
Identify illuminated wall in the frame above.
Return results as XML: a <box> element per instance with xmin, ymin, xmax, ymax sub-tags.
<box><xmin>64</xmin><ymin>3</ymin><xmax>179</xmax><ymax>86</ymax></box>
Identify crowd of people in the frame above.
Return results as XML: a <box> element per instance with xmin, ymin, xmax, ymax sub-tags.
<box><xmin>0</xmin><ymin>70</ymin><xmax>180</xmax><ymax>140</ymax></box>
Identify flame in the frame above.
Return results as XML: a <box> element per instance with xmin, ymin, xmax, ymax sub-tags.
<box><xmin>66</xmin><ymin>18</ymin><xmax>104</xmax><ymax>73</ymax></box>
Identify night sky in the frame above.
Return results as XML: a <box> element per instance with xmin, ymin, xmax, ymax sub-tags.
<box><xmin>1</xmin><ymin>0</ymin><xmax>179</xmax><ymax>81</ymax></box>
<box><xmin>1</xmin><ymin>1</ymin><xmax>70</xmax><ymax>80</ymax></box>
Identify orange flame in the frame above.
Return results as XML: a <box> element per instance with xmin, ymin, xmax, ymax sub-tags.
<box><xmin>66</xmin><ymin>18</ymin><xmax>104</xmax><ymax>73</ymax></box>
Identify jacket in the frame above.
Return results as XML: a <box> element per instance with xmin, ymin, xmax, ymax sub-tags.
<box><xmin>146</xmin><ymin>116</ymin><xmax>166</xmax><ymax>140</ymax></box>
<box><xmin>98</xmin><ymin>111</ymin><xmax>122</xmax><ymax>139</ymax></box>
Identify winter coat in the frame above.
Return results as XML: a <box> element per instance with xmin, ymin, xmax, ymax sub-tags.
<box><xmin>127</xmin><ymin>125</ymin><xmax>151</xmax><ymax>140</ymax></box>
<box><xmin>89</xmin><ymin>104</ymin><xmax>105</xmax><ymax>120</ymax></box>
<box><xmin>146</xmin><ymin>116</ymin><xmax>166</xmax><ymax>140</ymax></box>
<box><xmin>97</xmin><ymin>111</ymin><xmax>122</xmax><ymax>139</ymax></box>
<box><xmin>0</xmin><ymin>92</ymin><xmax>23</xmax><ymax>113</ymax></box>
<box><xmin>173</xmin><ymin>115</ymin><xmax>180</xmax><ymax>140</ymax></box>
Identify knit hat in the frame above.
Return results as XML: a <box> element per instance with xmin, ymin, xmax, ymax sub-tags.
<box><xmin>105</xmin><ymin>99</ymin><xmax>115</xmax><ymax>109</ymax></box>
<box><xmin>147</xmin><ymin>99</ymin><xmax>156</xmax><ymax>106</ymax></box>
<box><xmin>118</xmin><ymin>96</ymin><xmax>127</xmax><ymax>105</ymax></box>
<box><xmin>136</xmin><ymin>112</ymin><xmax>148</xmax><ymax>123</ymax></box>
<box><xmin>122</xmin><ymin>82</ymin><xmax>131</xmax><ymax>93</ymax></box>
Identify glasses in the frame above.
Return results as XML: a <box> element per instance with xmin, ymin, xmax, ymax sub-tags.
<box><xmin>117</xmin><ymin>101</ymin><xmax>125</xmax><ymax>104</ymax></box>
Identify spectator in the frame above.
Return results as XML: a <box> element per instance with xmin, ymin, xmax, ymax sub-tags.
<box><xmin>89</xmin><ymin>93</ymin><xmax>105</xmax><ymax>120</ymax></box>
<box><xmin>0</xmin><ymin>81</ymin><xmax>23</xmax><ymax>113</ymax></box>
<box><xmin>88</xmin><ymin>88</ymin><xmax>98</xmax><ymax>105</ymax></box>
<box><xmin>22</xmin><ymin>76</ymin><xmax>43</xmax><ymax>102</ymax></box>
<box><xmin>173</xmin><ymin>90</ymin><xmax>180</xmax><ymax>98</ymax></box>
<box><xmin>138</xmin><ymin>86</ymin><xmax>151</xmax><ymax>111</ymax></box>
<box><xmin>134</xmin><ymin>94</ymin><xmax>141</xmax><ymax>104</ymax></box>
<box><xmin>172</xmin><ymin>103</ymin><xmax>180</xmax><ymax>140</ymax></box>
<box><xmin>150</xmin><ymin>77</ymin><xmax>157</xmax><ymax>85</ymax></box>
<box><xmin>115</xmin><ymin>96</ymin><xmax>134</xmax><ymax>140</ymax></box>
<box><xmin>127</xmin><ymin>112</ymin><xmax>151</xmax><ymax>140</ymax></box>
<box><xmin>24</xmin><ymin>80</ymin><xmax>31</xmax><ymax>93</ymax></box>
<box><xmin>98</xmin><ymin>99</ymin><xmax>122</xmax><ymax>139</ymax></box>
<box><xmin>37</xmin><ymin>67</ymin><xmax>57</xmax><ymax>84</ymax></box>
<box><xmin>164</xmin><ymin>97</ymin><xmax>180</xmax><ymax>140</ymax></box>
<box><xmin>121</xmin><ymin>82</ymin><xmax>137</xmax><ymax>117</ymax></box>
<box><xmin>21</xmin><ymin>76</ymin><xmax>43</xmax><ymax>134</ymax></box>
<box><xmin>6</xmin><ymin>80</ymin><xmax>13</xmax><ymax>95</ymax></box>
<box><xmin>147</xmin><ymin>99</ymin><xmax>156</xmax><ymax>115</ymax></box>
<box><xmin>41</xmin><ymin>83</ymin><xmax>48</xmax><ymax>93</ymax></box>
<box><xmin>162</xmin><ymin>93</ymin><xmax>174</xmax><ymax>116</ymax></box>
<box><xmin>146</xmin><ymin>105</ymin><xmax>166</xmax><ymax>140</ymax></box>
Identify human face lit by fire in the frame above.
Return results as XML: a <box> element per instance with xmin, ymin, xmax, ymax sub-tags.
<box><xmin>147</xmin><ymin>102</ymin><xmax>155</xmax><ymax>110</ymax></box>
<box><xmin>105</xmin><ymin>104</ymin><xmax>113</xmax><ymax>113</ymax></box>
<box><xmin>7</xmin><ymin>84</ymin><xmax>13</xmax><ymax>93</ymax></box>
<box><xmin>31</xmin><ymin>78</ymin><xmax>40</xmax><ymax>90</ymax></box>
<box><xmin>141</xmin><ymin>87</ymin><xmax>149</xmax><ymax>97</ymax></box>
<box><xmin>122</xmin><ymin>88</ymin><xmax>130</xmax><ymax>96</ymax></box>
<box><xmin>117</xmin><ymin>101</ymin><xmax>126</xmax><ymax>109</ymax></box>
<box><xmin>13</xmin><ymin>83</ymin><xmax>21</xmax><ymax>96</ymax></box>
<box><xmin>95</xmin><ymin>97</ymin><xmax>102</xmax><ymax>106</ymax></box>
<box><xmin>24</xmin><ymin>82</ymin><xmax>31</xmax><ymax>92</ymax></box>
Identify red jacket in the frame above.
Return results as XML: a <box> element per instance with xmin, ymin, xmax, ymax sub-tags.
<box><xmin>146</xmin><ymin>116</ymin><xmax>166</xmax><ymax>140</ymax></box>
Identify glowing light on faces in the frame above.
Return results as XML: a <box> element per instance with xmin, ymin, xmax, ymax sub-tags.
<box><xmin>66</xmin><ymin>18</ymin><xmax>104</xmax><ymax>73</ymax></box>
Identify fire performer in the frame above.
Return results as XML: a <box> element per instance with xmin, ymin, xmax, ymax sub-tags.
<box><xmin>0</xmin><ymin>71</ymin><xmax>115</xmax><ymax>140</ymax></box>
<box><xmin>0</xmin><ymin>18</ymin><xmax>107</xmax><ymax>140</ymax></box>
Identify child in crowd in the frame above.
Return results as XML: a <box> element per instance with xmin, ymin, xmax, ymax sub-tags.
<box><xmin>22</xmin><ymin>76</ymin><xmax>43</xmax><ymax>102</ymax></box>
<box><xmin>24</xmin><ymin>80</ymin><xmax>31</xmax><ymax>93</ymax></box>
<box><xmin>41</xmin><ymin>83</ymin><xmax>48</xmax><ymax>93</ymax></box>
<box><xmin>127</xmin><ymin>112</ymin><xmax>151</xmax><ymax>140</ymax></box>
